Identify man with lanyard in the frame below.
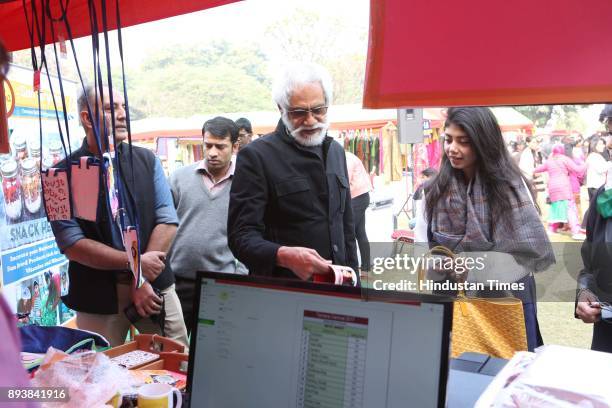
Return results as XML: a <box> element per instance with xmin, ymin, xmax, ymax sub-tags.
<box><xmin>50</xmin><ymin>84</ymin><xmax>188</xmax><ymax>347</ymax></box>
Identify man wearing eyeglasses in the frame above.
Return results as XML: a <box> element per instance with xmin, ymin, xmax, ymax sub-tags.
<box><xmin>228</xmin><ymin>62</ymin><xmax>358</xmax><ymax>282</ymax></box>
<box><xmin>235</xmin><ymin>117</ymin><xmax>253</xmax><ymax>150</ymax></box>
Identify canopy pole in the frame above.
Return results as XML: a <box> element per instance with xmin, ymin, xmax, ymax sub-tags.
<box><xmin>0</xmin><ymin>79</ymin><xmax>8</xmax><ymax>153</ymax></box>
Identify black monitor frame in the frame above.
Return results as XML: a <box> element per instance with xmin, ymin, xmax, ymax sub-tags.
<box><xmin>187</xmin><ymin>271</ymin><xmax>453</xmax><ymax>408</ymax></box>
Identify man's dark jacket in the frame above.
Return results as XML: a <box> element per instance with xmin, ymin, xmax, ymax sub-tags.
<box><xmin>227</xmin><ymin>120</ymin><xmax>358</xmax><ymax>279</ymax></box>
<box><xmin>55</xmin><ymin>139</ymin><xmax>173</xmax><ymax>314</ymax></box>
<box><xmin>576</xmin><ymin>186</ymin><xmax>612</xmax><ymax>352</ymax></box>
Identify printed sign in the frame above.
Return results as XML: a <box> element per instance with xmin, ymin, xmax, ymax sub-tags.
<box><xmin>42</xmin><ymin>168</ymin><xmax>71</xmax><ymax>221</ymax></box>
<box><xmin>2</xmin><ymin>65</ymin><xmax>78</xmax><ymax>327</ymax></box>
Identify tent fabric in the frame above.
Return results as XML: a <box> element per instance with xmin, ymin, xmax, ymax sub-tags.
<box><xmin>364</xmin><ymin>0</ymin><xmax>612</xmax><ymax>108</ymax></box>
<box><xmin>128</xmin><ymin>105</ymin><xmax>449</xmax><ymax>142</ymax></box>
<box><xmin>490</xmin><ymin>107</ymin><xmax>533</xmax><ymax>132</ymax></box>
<box><xmin>129</xmin><ymin>106</ymin><xmax>533</xmax><ymax>142</ymax></box>
<box><xmin>0</xmin><ymin>0</ymin><xmax>238</xmax><ymax>52</ymax></box>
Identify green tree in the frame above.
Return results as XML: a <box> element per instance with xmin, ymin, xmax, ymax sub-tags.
<box><xmin>514</xmin><ymin>105</ymin><xmax>587</xmax><ymax>130</ymax></box>
<box><xmin>513</xmin><ymin>106</ymin><xmax>555</xmax><ymax>128</ymax></box>
<box><xmin>125</xmin><ymin>40</ymin><xmax>273</xmax><ymax>117</ymax></box>
<box><xmin>551</xmin><ymin>105</ymin><xmax>591</xmax><ymax>134</ymax></box>
<box><xmin>265</xmin><ymin>8</ymin><xmax>367</xmax><ymax>105</ymax></box>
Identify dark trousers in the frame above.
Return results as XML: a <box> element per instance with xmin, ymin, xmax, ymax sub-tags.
<box><xmin>351</xmin><ymin>192</ymin><xmax>370</xmax><ymax>271</ymax></box>
<box><xmin>588</xmin><ymin>188</ymin><xmax>599</xmax><ymax>203</ymax></box>
<box><xmin>583</xmin><ymin>188</ymin><xmax>600</xmax><ymax>229</ymax></box>
<box><xmin>592</xmin><ymin>320</ymin><xmax>612</xmax><ymax>353</ymax></box>
<box><xmin>175</xmin><ymin>276</ymin><xmax>196</xmax><ymax>335</ymax></box>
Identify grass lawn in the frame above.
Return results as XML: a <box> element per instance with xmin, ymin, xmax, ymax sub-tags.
<box><xmin>537</xmin><ymin>302</ymin><xmax>592</xmax><ymax>349</ymax></box>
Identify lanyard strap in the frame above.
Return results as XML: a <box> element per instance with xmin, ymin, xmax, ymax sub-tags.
<box><xmin>24</xmin><ymin>0</ymin><xmax>142</xmax><ymax>258</ymax></box>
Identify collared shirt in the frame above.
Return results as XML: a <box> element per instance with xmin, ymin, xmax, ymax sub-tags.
<box><xmin>51</xmin><ymin>153</ymin><xmax>178</xmax><ymax>252</ymax></box>
<box><xmin>198</xmin><ymin>158</ymin><xmax>235</xmax><ymax>196</ymax></box>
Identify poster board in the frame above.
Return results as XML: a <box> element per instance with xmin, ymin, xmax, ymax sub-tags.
<box><xmin>1</xmin><ymin>64</ymin><xmax>79</xmax><ymax>326</ymax></box>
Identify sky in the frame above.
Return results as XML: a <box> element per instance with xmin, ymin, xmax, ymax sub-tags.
<box><xmin>71</xmin><ymin>0</ymin><xmax>371</xmax><ymax>70</ymax></box>
<box><xmin>13</xmin><ymin>0</ymin><xmax>605</xmax><ymax>132</ymax></box>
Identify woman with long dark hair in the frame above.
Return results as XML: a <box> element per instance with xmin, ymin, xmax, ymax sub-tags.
<box><xmin>415</xmin><ymin>107</ymin><xmax>555</xmax><ymax>351</ymax></box>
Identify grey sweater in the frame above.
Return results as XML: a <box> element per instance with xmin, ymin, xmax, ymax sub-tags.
<box><xmin>168</xmin><ymin>163</ymin><xmax>248</xmax><ymax>279</ymax></box>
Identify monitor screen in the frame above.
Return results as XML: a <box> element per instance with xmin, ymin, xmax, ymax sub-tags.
<box><xmin>187</xmin><ymin>272</ymin><xmax>451</xmax><ymax>408</ymax></box>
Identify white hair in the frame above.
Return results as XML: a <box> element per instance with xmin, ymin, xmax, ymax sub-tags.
<box><xmin>272</xmin><ymin>62</ymin><xmax>333</xmax><ymax>110</ymax></box>
<box><xmin>282</xmin><ymin>110</ymin><xmax>328</xmax><ymax>146</ymax></box>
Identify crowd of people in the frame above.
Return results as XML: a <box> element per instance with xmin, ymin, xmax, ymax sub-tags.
<box><xmin>3</xmin><ymin>36</ymin><xmax>612</xmax><ymax>398</ymax></box>
<box><xmin>511</xmin><ymin>124</ymin><xmax>612</xmax><ymax>240</ymax></box>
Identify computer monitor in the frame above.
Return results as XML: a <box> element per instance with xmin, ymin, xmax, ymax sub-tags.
<box><xmin>187</xmin><ymin>272</ymin><xmax>452</xmax><ymax>408</ymax></box>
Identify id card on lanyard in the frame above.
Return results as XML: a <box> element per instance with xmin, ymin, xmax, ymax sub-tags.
<box><xmin>106</xmin><ymin>152</ymin><xmax>143</xmax><ymax>288</ymax></box>
<box><xmin>123</xmin><ymin>226</ymin><xmax>143</xmax><ymax>289</ymax></box>
<box><xmin>103</xmin><ymin>152</ymin><xmax>120</xmax><ymax>219</ymax></box>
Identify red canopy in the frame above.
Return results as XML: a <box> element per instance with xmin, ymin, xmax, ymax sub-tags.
<box><xmin>364</xmin><ymin>0</ymin><xmax>612</xmax><ymax>108</ymax></box>
<box><xmin>0</xmin><ymin>0</ymin><xmax>238</xmax><ymax>52</ymax></box>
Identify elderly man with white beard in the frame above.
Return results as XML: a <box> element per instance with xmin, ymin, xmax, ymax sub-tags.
<box><xmin>228</xmin><ymin>62</ymin><xmax>358</xmax><ymax>281</ymax></box>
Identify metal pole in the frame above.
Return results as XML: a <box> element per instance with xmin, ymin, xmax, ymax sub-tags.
<box><xmin>0</xmin><ymin>79</ymin><xmax>9</xmax><ymax>153</ymax></box>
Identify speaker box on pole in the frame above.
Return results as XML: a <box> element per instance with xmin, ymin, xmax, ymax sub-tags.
<box><xmin>397</xmin><ymin>108</ymin><xmax>424</xmax><ymax>144</ymax></box>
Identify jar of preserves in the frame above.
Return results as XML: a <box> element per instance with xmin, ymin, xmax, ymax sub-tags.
<box><xmin>29</xmin><ymin>143</ymin><xmax>41</xmax><ymax>169</ymax></box>
<box><xmin>48</xmin><ymin>141</ymin><xmax>64</xmax><ymax>166</ymax></box>
<box><xmin>0</xmin><ymin>153</ymin><xmax>12</xmax><ymax>165</ymax></box>
<box><xmin>42</xmin><ymin>156</ymin><xmax>54</xmax><ymax>172</ymax></box>
<box><xmin>12</xmin><ymin>134</ymin><xmax>28</xmax><ymax>162</ymax></box>
<box><xmin>1</xmin><ymin>159</ymin><xmax>22</xmax><ymax>222</ymax></box>
<box><xmin>21</xmin><ymin>158</ymin><xmax>41</xmax><ymax>214</ymax></box>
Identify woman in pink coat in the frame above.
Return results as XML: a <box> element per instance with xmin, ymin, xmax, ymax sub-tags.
<box><xmin>534</xmin><ymin>144</ymin><xmax>586</xmax><ymax>239</ymax></box>
<box><xmin>568</xmin><ymin>137</ymin><xmax>586</xmax><ymax>221</ymax></box>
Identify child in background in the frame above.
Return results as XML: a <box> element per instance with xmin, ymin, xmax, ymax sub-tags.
<box><xmin>30</xmin><ymin>281</ymin><xmax>42</xmax><ymax>325</ymax></box>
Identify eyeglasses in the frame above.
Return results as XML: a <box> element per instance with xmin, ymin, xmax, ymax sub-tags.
<box><xmin>286</xmin><ymin>106</ymin><xmax>328</xmax><ymax>120</ymax></box>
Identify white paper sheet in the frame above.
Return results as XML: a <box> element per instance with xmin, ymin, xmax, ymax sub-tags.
<box><xmin>71</xmin><ymin>156</ymin><xmax>100</xmax><ymax>222</ymax></box>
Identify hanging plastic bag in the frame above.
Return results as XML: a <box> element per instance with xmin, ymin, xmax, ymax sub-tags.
<box><xmin>31</xmin><ymin>349</ymin><xmax>132</xmax><ymax>408</ymax></box>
